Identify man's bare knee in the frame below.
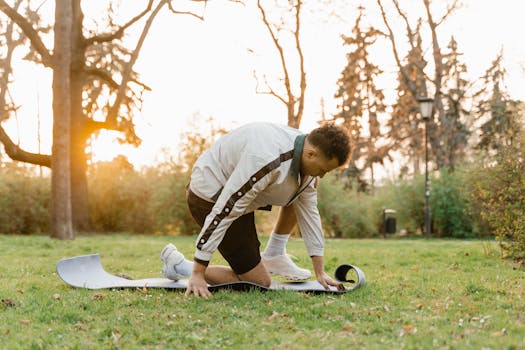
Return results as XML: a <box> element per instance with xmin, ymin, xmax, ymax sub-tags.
<box><xmin>239</xmin><ymin>262</ymin><xmax>271</xmax><ymax>287</ymax></box>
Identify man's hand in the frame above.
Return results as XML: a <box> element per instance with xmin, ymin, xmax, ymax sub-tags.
<box><xmin>311</xmin><ymin>255</ymin><xmax>344</xmax><ymax>291</ymax></box>
<box><xmin>316</xmin><ymin>271</ymin><xmax>344</xmax><ymax>291</ymax></box>
<box><xmin>185</xmin><ymin>262</ymin><xmax>211</xmax><ymax>298</ymax></box>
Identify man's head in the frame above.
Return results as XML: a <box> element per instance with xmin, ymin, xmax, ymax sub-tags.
<box><xmin>301</xmin><ymin>124</ymin><xmax>351</xmax><ymax>178</ymax></box>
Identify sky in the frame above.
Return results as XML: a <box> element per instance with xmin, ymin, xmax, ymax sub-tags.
<box><xmin>3</xmin><ymin>0</ymin><xmax>525</xmax><ymax>170</ymax></box>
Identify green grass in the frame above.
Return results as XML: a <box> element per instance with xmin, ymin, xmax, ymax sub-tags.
<box><xmin>1</xmin><ymin>234</ymin><xmax>524</xmax><ymax>349</ymax></box>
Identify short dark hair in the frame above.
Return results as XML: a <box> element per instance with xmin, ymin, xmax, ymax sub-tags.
<box><xmin>308</xmin><ymin>124</ymin><xmax>351</xmax><ymax>165</ymax></box>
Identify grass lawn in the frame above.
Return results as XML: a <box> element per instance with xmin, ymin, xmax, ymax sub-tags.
<box><xmin>1</xmin><ymin>234</ymin><xmax>524</xmax><ymax>349</ymax></box>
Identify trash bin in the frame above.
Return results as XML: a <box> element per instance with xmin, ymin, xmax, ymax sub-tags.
<box><xmin>383</xmin><ymin>209</ymin><xmax>396</xmax><ymax>237</ymax></box>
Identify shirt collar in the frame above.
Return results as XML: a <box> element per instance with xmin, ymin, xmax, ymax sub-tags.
<box><xmin>291</xmin><ymin>133</ymin><xmax>306</xmax><ymax>179</ymax></box>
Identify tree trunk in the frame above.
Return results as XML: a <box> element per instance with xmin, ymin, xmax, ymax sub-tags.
<box><xmin>70</xmin><ymin>118</ymin><xmax>90</xmax><ymax>231</ymax></box>
<box><xmin>50</xmin><ymin>0</ymin><xmax>73</xmax><ymax>240</ymax></box>
<box><xmin>69</xmin><ymin>0</ymin><xmax>90</xmax><ymax>231</ymax></box>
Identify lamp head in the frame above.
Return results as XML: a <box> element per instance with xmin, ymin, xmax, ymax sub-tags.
<box><xmin>417</xmin><ymin>96</ymin><xmax>434</xmax><ymax>120</ymax></box>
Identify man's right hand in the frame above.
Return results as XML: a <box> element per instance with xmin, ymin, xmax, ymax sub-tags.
<box><xmin>185</xmin><ymin>262</ymin><xmax>211</xmax><ymax>298</ymax></box>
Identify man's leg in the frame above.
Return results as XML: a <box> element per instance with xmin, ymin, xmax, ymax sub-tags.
<box><xmin>206</xmin><ymin>263</ymin><xmax>271</xmax><ymax>287</ymax></box>
<box><xmin>161</xmin><ymin>245</ymin><xmax>271</xmax><ymax>287</ymax></box>
<box><xmin>205</xmin><ymin>261</ymin><xmax>271</xmax><ymax>287</ymax></box>
<box><xmin>261</xmin><ymin>205</ymin><xmax>297</xmax><ymax>257</ymax></box>
<box><xmin>261</xmin><ymin>205</ymin><xmax>311</xmax><ymax>280</ymax></box>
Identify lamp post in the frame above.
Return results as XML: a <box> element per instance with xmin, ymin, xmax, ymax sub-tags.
<box><xmin>417</xmin><ymin>96</ymin><xmax>434</xmax><ymax>238</ymax></box>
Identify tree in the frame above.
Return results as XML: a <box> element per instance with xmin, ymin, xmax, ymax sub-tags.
<box><xmin>474</xmin><ymin>52</ymin><xmax>523</xmax><ymax>156</ymax></box>
<box><xmin>377</xmin><ymin>0</ymin><xmax>465</xmax><ymax>170</ymax></box>
<box><xmin>440</xmin><ymin>36</ymin><xmax>470</xmax><ymax>170</ymax></box>
<box><xmin>387</xmin><ymin>24</ymin><xmax>427</xmax><ymax>177</ymax></box>
<box><xmin>0</xmin><ymin>0</ymin><xmax>207</xmax><ymax>237</ymax></box>
<box><xmin>51</xmin><ymin>0</ymin><xmax>73</xmax><ymax>239</ymax></box>
<box><xmin>333</xmin><ymin>7</ymin><xmax>388</xmax><ymax>189</ymax></box>
<box><xmin>255</xmin><ymin>0</ymin><xmax>306</xmax><ymax>128</ymax></box>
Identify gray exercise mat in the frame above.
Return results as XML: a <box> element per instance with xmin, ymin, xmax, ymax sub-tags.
<box><xmin>56</xmin><ymin>254</ymin><xmax>366</xmax><ymax>294</ymax></box>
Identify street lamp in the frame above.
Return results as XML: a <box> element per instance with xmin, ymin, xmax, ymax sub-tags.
<box><xmin>417</xmin><ymin>96</ymin><xmax>434</xmax><ymax>238</ymax></box>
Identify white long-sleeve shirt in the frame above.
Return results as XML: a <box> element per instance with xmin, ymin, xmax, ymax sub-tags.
<box><xmin>189</xmin><ymin>122</ymin><xmax>324</xmax><ymax>263</ymax></box>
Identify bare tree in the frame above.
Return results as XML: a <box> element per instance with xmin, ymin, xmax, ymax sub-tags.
<box><xmin>376</xmin><ymin>0</ymin><xmax>462</xmax><ymax>169</ymax></box>
<box><xmin>0</xmin><ymin>0</ymin><xmax>207</xmax><ymax>237</ymax></box>
<box><xmin>255</xmin><ymin>0</ymin><xmax>306</xmax><ymax>128</ymax></box>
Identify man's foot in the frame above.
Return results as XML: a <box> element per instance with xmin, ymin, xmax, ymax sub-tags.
<box><xmin>262</xmin><ymin>255</ymin><xmax>311</xmax><ymax>280</ymax></box>
<box><xmin>160</xmin><ymin>243</ymin><xmax>187</xmax><ymax>281</ymax></box>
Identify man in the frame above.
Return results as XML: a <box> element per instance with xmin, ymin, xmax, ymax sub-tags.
<box><xmin>160</xmin><ymin>122</ymin><xmax>351</xmax><ymax>298</ymax></box>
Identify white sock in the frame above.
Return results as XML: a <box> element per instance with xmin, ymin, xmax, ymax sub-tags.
<box><xmin>174</xmin><ymin>259</ymin><xmax>194</xmax><ymax>277</ymax></box>
<box><xmin>262</xmin><ymin>232</ymin><xmax>290</xmax><ymax>258</ymax></box>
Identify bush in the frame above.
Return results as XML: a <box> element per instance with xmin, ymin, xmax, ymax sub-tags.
<box><xmin>468</xmin><ymin>139</ymin><xmax>525</xmax><ymax>259</ymax></box>
<box><xmin>88</xmin><ymin>156</ymin><xmax>154</xmax><ymax>233</ymax></box>
<box><xmin>431</xmin><ymin>169</ymin><xmax>476</xmax><ymax>238</ymax></box>
<box><xmin>0</xmin><ymin>164</ymin><xmax>50</xmax><ymax>234</ymax></box>
<box><xmin>317</xmin><ymin>175</ymin><xmax>376</xmax><ymax>238</ymax></box>
<box><xmin>87</xmin><ymin>156</ymin><xmax>199</xmax><ymax>235</ymax></box>
<box><xmin>146</xmin><ymin>166</ymin><xmax>200</xmax><ymax>236</ymax></box>
<box><xmin>317</xmin><ymin>169</ymin><xmax>478</xmax><ymax>238</ymax></box>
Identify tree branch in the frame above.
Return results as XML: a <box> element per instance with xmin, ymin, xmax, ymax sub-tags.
<box><xmin>0</xmin><ymin>124</ymin><xmax>51</xmax><ymax>167</ymax></box>
<box><xmin>84</xmin><ymin>67</ymin><xmax>120</xmax><ymax>89</ymax></box>
<box><xmin>294</xmin><ymin>0</ymin><xmax>306</xmax><ymax>126</ymax></box>
<box><xmin>84</xmin><ymin>0</ymin><xmax>155</xmax><ymax>45</ymax></box>
<box><xmin>376</xmin><ymin>0</ymin><xmax>418</xmax><ymax>97</ymax></box>
<box><xmin>107</xmin><ymin>0</ymin><xmax>167</xmax><ymax>124</ymax></box>
<box><xmin>257</xmin><ymin>0</ymin><xmax>293</xmax><ymax>101</ymax></box>
<box><xmin>253</xmin><ymin>71</ymin><xmax>287</xmax><ymax>105</ymax></box>
<box><xmin>0</xmin><ymin>0</ymin><xmax>52</xmax><ymax>67</ymax></box>
<box><xmin>436</xmin><ymin>0</ymin><xmax>460</xmax><ymax>27</ymax></box>
<box><xmin>392</xmin><ymin>0</ymin><xmax>415</xmax><ymax>50</ymax></box>
<box><xmin>167</xmin><ymin>1</ymin><xmax>205</xmax><ymax>20</ymax></box>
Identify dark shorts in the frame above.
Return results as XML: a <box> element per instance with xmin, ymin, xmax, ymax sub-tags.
<box><xmin>186</xmin><ymin>189</ymin><xmax>261</xmax><ymax>275</ymax></box>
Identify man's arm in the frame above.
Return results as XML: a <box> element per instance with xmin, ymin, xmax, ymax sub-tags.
<box><xmin>186</xmin><ymin>261</ymin><xmax>211</xmax><ymax>298</ymax></box>
<box><xmin>311</xmin><ymin>256</ymin><xmax>343</xmax><ymax>290</ymax></box>
<box><xmin>294</xmin><ymin>183</ymin><xmax>343</xmax><ymax>290</ymax></box>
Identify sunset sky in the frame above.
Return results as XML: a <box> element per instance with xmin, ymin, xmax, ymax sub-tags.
<box><xmin>3</xmin><ymin>0</ymin><xmax>524</xmax><ymax>170</ymax></box>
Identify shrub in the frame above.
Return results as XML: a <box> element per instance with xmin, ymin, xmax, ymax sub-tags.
<box><xmin>431</xmin><ymin>169</ymin><xmax>476</xmax><ymax>238</ymax></box>
<box><xmin>317</xmin><ymin>175</ymin><xmax>376</xmax><ymax>238</ymax></box>
<box><xmin>87</xmin><ymin>156</ymin><xmax>199</xmax><ymax>235</ymax></box>
<box><xmin>88</xmin><ymin>156</ymin><xmax>154</xmax><ymax>233</ymax></box>
<box><xmin>0</xmin><ymin>164</ymin><xmax>50</xmax><ymax>234</ymax></box>
<box><xmin>468</xmin><ymin>139</ymin><xmax>525</xmax><ymax>259</ymax></box>
<box><xmin>147</xmin><ymin>167</ymin><xmax>200</xmax><ymax>236</ymax></box>
<box><xmin>317</xmin><ymin>170</ymin><xmax>478</xmax><ymax>238</ymax></box>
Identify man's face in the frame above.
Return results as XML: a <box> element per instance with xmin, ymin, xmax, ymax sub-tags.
<box><xmin>300</xmin><ymin>149</ymin><xmax>340</xmax><ymax>178</ymax></box>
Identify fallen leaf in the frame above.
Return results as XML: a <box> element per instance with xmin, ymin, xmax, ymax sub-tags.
<box><xmin>400</xmin><ymin>324</ymin><xmax>417</xmax><ymax>336</ymax></box>
<box><xmin>342</xmin><ymin>324</ymin><xmax>353</xmax><ymax>332</ymax></box>
<box><xmin>53</xmin><ymin>293</ymin><xmax>61</xmax><ymax>300</ymax></box>
<box><xmin>92</xmin><ymin>293</ymin><xmax>104</xmax><ymax>301</ymax></box>
<box><xmin>1</xmin><ymin>299</ymin><xmax>16</xmax><ymax>307</ymax></box>
<box><xmin>112</xmin><ymin>331</ymin><xmax>121</xmax><ymax>346</ymax></box>
<box><xmin>403</xmin><ymin>324</ymin><xmax>415</xmax><ymax>332</ymax></box>
<box><xmin>16</xmin><ymin>289</ymin><xmax>24</xmax><ymax>294</ymax></box>
<box><xmin>268</xmin><ymin>311</ymin><xmax>284</xmax><ymax>321</ymax></box>
<box><xmin>20</xmin><ymin>319</ymin><xmax>31</xmax><ymax>325</ymax></box>
<box><xmin>491</xmin><ymin>328</ymin><xmax>507</xmax><ymax>337</ymax></box>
